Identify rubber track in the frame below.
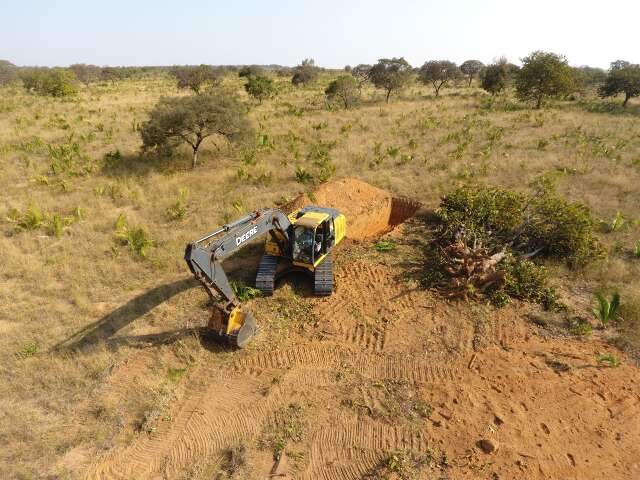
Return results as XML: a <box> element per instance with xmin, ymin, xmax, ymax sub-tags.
<box><xmin>255</xmin><ymin>254</ymin><xmax>278</xmax><ymax>296</ymax></box>
<box><xmin>314</xmin><ymin>255</ymin><xmax>334</xmax><ymax>296</ymax></box>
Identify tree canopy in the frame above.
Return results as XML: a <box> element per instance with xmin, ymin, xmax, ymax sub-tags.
<box><xmin>244</xmin><ymin>74</ymin><xmax>277</xmax><ymax>103</ymax></box>
<box><xmin>460</xmin><ymin>60</ymin><xmax>484</xmax><ymax>86</ymax></box>
<box><xmin>170</xmin><ymin>65</ymin><xmax>221</xmax><ymax>94</ymax></box>
<box><xmin>369</xmin><ymin>58</ymin><xmax>413</xmax><ymax>102</ymax></box>
<box><xmin>0</xmin><ymin>60</ymin><xmax>18</xmax><ymax>86</ymax></box>
<box><xmin>418</xmin><ymin>60</ymin><xmax>461</xmax><ymax>97</ymax></box>
<box><xmin>480</xmin><ymin>60</ymin><xmax>512</xmax><ymax>96</ymax></box>
<box><xmin>19</xmin><ymin>68</ymin><xmax>78</xmax><ymax>97</ymax></box>
<box><xmin>140</xmin><ymin>89</ymin><xmax>253</xmax><ymax>168</ymax></box>
<box><xmin>515</xmin><ymin>51</ymin><xmax>575</xmax><ymax>108</ymax></box>
<box><xmin>291</xmin><ymin>58</ymin><xmax>319</xmax><ymax>86</ymax></box>
<box><xmin>599</xmin><ymin>61</ymin><xmax>640</xmax><ymax>107</ymax></box>
<box><xmin>325</xmin><ymin>75</ymin><xmax>359</xmax><ymax>109</ymax></box>
<box><xmin>69</xmin><ymin>64</ymin><xmax>101</xmax><ymax>85</ymax></box>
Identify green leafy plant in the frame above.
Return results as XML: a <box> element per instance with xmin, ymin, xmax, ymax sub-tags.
<box><xmin>374</xmin><ymin>240</ymin><xmax>396</xmax><ymax>252</ymax></box>
<box><xmin>231</xmin><ymin>281</ymin><xmax>261</xmax><ymax>301</ymax></box>
<box><xmin>113</xmin><ymin>213</ymin><xmax>154</xmax><ymax>258</ymax></box>
<box><xmin>569</xmin><ymin>319</ymin><xmax>593</xmax><ymax>336</ymax></box>
<box><xmin>634</xmin><ymin>240</ymin><xmax>640</xmax><ymax>258</ymax></box>
<box><xmin>597</xmin><ymin>354</ymin><xmax>620</xmax><ymax>367</ymax></box>
<box><xmin>593</xmin><ymin>292</ymin><xmax>621</xmax><ymax>326</ymax></box>
<box><xmin>13</xmin><ymin>204</ymin><xmax>45</xmax><ymax>231</ymax></box>
<box><xmin>16</xmin><ymin>342</ymin><xmax>38</xmax><ymax>359</ymax></box>
<box><xmin>295</xmin><ymin>166</ymin><xmax>313</xmax><ymax>184</ymax></box>
<box><xmin>166</xmin><ymin>188</ymin><xmax>189</xmax><ymax>221</ymax></box>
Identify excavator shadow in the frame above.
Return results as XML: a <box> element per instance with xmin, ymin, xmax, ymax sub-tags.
<box><xmin>52</xmin><ymin>277</ymin><xmax>199</xmax><ymax>352</ymax></box>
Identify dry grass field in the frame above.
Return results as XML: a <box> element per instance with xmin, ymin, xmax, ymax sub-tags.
<box><xmin>1</xmin><ymin>72</ymin><xmax>640</xmax><ymax>479</ymax></box>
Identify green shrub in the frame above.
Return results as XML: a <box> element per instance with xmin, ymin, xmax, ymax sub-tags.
<box><xmin>498</xmin><ymin>259</ymin><xmax>561</xmax><ymax>310</ymax></box>
<box><xmin>295</xmin><ymin>166</ymin><xmax>313</xmax><ymax>183</ymax></box>
<box><xmin>569</xmin><ymin>320</ymin><xmax>593</xmax><ymax>336</ymax></box>
<box><xmin>113</xmin><ymin>213</ymin><xmax>153</xmax><ymax>258</ymax></box>
<box><xmin>608</xmin><ymin>211</ymin><xmax>625</xmax><ymax>232</ymax></box>
<box><xmin>634</xmin><ymin>240</ymin><xmax>640</xmax><ymax>258</ymax></box>
<box><xmin>435</xmin><ymin>184</ymin><xmax>601</xmax><ymax>267</ymax></box>
<box><xmin>20</xmin><ymin>68</ymin><xmax>78</xmax><ymax>97</ymax></box>
<box><xmin>597</xmin><ymin>354</ymin><xmax>620</xmax><ymax>367</ymax></box>
<box><xmin>374</xmin><ymin>241</ymin><xmax>396</xmax><ymax>252</ymax></box>
<box><xmin>166</xmin><ymin>188</ymin><xmax>189</xmax><ymax>221</ymax></box>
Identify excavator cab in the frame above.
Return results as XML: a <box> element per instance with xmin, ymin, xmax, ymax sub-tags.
<box><xmin>291</xmin><ymin>215</ymin><xmax>335</xmax><ymax>267</ymax></box>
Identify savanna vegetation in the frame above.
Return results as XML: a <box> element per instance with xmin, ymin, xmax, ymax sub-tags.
<box><xmin>1</xmin><ymin>51</ymin><xmax>640</xmax><ymax>478</ymax></box>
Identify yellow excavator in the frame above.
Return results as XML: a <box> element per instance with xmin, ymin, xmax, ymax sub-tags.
<box><xmin>185</xmin><ymin>205</ymin><xmax>346</xmax><ymax>347</ymax></box>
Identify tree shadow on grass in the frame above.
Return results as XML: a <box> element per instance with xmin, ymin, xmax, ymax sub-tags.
<box><xmin>100</xmin><ymin>151</ymin><xmax>189</xmax><ymax>178</ymax></box>
<box><xmin>53</xmin><ymin>277</ymin><xmax>198</xmax><ymax>352</ymax></box>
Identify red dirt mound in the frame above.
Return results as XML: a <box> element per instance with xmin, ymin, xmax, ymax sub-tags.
<box><xmin>285</xmin><ymin>178</ymin><xmax>421</xmax><ymax>240</ymax></box>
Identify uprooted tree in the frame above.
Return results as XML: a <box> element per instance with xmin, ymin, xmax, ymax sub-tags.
<box><xmin>140</xmin><ymin>89</ymin><xmax>253</xmax><ymax>168</ymax></box>
<box><xmin>418</xmin><ymin>60</ymin><xmax>462</xmax><ymax>97</ymax></box>
<box><xmin>598</xmin><ymin>60</ymin><xmax>640</xmax><ymax>107</ymax></box>
<box><xmin>423</xmin><ymin>181</ymin><xmax>602</xmax><ymax>308</ymax></box>
<box><xmin>369</xmin><ymin>57</ymin><xmax>413</xmax><ymax>102</ymax></box>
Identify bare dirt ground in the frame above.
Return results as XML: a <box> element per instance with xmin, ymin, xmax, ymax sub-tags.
<box><xmin>81</xmin><ymin>179</ymin><xmax>640</xmax><ymax>480</ymax></box>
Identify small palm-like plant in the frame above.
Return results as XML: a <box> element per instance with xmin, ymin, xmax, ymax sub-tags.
<box><xmin>593</xmin><ymin>292</ymin><xmax>621</xmax><ymax>326</ymax></box>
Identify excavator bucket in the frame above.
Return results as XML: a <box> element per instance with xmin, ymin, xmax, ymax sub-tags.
<box><xmin>208</xmin><ymin>305</ymin><xmax>258</xmax><ymax>348</ymax></box>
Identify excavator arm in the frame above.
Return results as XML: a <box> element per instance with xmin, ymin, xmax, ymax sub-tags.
<box><xmin>184</xmin><ymin>209</ymin><xmax>292</xmax><ymax>347</ymax></box>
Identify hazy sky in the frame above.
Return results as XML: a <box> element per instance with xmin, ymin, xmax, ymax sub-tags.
<box><xmin>3</xmin><ymin>0</ymin><xmax>639</xmax><ymax>69</ymax></box>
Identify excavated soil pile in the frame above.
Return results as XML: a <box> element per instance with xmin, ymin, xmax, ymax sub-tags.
<box><xmin>285</xmin><ymin>178</ymin><xmax>421</xmax><ymax>240</ymax></box>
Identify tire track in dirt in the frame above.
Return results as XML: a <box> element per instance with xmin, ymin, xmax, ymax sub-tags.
<box><xmin>300</xmin><ymin>418</ymin><xmax>429</xmax><ymax>480</ymax></box>
<box><xmin>235</xmin><ymin>343</ymin><xmax>458</xmax><ymax>383</ymax></box>
<box><xmin>86</xmin><ymin>365</ymin><xmax>339</xmax><ymax>480</ymax></box>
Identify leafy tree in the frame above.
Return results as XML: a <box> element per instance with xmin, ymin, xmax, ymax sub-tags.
<box><xmin>480</xmin><ymin>61</ymin><xmax>510</xmax><ymax>96</ymax></box>
<box><xmin>574</xmin><ymin>66</ymin><xmax>606</xmax><ymax>88</ymax></box>
<box><xmin>170</xmin><ymin>65</ymin><xmax>221</xmax><ymax>94</ymax></box>
<box><xmin>19</xmin><ymin>68</ymin><xmax>78</xmax><ymax>97</ymax></box>
<box><xmin>515</xmin><ymin>51</ymin><xmax>576</xmax><ymax>108</ymax></box>
<box><xmin>325</xmin><ymin>75</ymin><xmax>359</xmax><ymax>108</ymax></box>
<box><xmin>369</xmin><ymin>57</ymin><xmax>413</xmax><ymax>102</ymax></box>
<box><xmin>69</xmin><ymin>64</ymin><xmax>101</xmax><ymax>85</ymax></box>
<box><xmin>291</xmin><ymin>58</ymin><xmax>319</xmax><ymax>86</ymax></box>
<box><xmin>599</xmin><ymin>61</ymin><xmax>640</xmax><ymax>107</ymax></box>
<box><xmin>238</xmin><ymin>65</ymin><xmax>263</xmax><ymax>78</ymax></box>
<box><xmin>0</xmin><ymin>60</ymin><xmax>18</xmax><ymax>86</ymax></box>
<box><xmin>140</xmin><ymin>89</ymin><xmax>253</xmax><ymax>168</ymax></box>
<box><xmin>418</xmin><ymin>60</ymin><xmax>462</xmax><ymax>97</ymax></box>
<box><xmin>460</xmin><ymin>60</ymin><xmax>484</xmax><ymax>87</ymax></box>
<box><xmin>244</xmin><ymin>74</ymin><xmax>277</xmax><ymax>103</ymax></box>
<box><xmin>100</xmin><ymin>66</ymin><xmax>125</xmax><ymax>83</ymax></box>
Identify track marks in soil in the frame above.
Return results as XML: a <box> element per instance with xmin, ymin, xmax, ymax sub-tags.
<box><xmin>315</xmin><ymin>261</ymin><xmax>424</xmax><ymax>352</ymax></box>
<box><xmin>301</xmin><ymin>419</ymin><xmax>429</xmax><ymax>480</ymax></box>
